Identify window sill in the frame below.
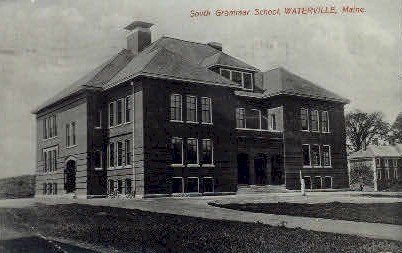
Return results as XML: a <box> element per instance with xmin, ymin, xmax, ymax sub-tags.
<box><xmin>171</xmin><ymin>164</ymin><xmax>184</xmax><ymax>167</ymax></box>
<box><xmin>124</xmin><ymin>165</ymin><xmax>132</xmax><ymax>168</ymax></box>
<box><xmin>66</xmin><ymin>145</ymin><xmax>78</xmax><ymax>149</ymax></box>
<box><xmin>170</xmin><ymin>120</ymin><xmax>184</xmax><ymax>123</ymax></box>
<box><xmin>94</xmin><ymin>167</ymin><xmax>103</xmax><ymax>171</ymax></box>
<box><xmin>202</xmin><ymin>164</ymin><xmax>215</xmax><ymax>168</ymax></box>
<box><xmin>300</xmin><ymin>129</ymin><xmax>310</xmax><ymax>132</ymax></box>
<box><xmin>187</xmin><ymin>164</ymin><xmax>200</xmax><ymax>168</ymax></box>
<box><xmin>201</xmin><ymin>122</ymin><xmax>213</xmax><ymax>125</ymax></box>
<box><xmin>186</xmin><ymin>121</ymin><xmax>199</xmax><ymax>124</ymax></box>
<box><xmin>43</xmin><ymin>136</ymin><xmax>58</xmax><ymax>141</ymax></box>
<box><xmin>94</xmin><ymin>127</ymin><xmax>102</xmax><ymax>130</ymax></box>
<box><xmin>236</xmin><ymin>128</ymin><xmax>281</xmax><ymax>132</ymax></box>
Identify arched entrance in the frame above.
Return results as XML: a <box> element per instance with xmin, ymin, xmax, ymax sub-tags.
<box><xmin>237</xmin><ymin>153</ymin><xmax>249</xmax><ymax>184</ymax></box>
<box><xmin>64</xmin><ymin>160</ymin><xmax>76</xmax><ymax>193</ymax></box>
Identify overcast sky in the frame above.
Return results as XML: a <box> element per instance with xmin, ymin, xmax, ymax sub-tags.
<box><xmin>0</xmin><ymin>0</ymin><xmax>401</xmax><ymax>178</ymax></box>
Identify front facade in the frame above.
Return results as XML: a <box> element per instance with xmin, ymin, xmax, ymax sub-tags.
<box><xmin>33</xmin><ymin>21</ymin><xmax>349</xmax><ymax>198</ymax></box>
<box><xmin>349</xmin><ymin>145</ymin><xmax>402</xmax><ymax>191</ymax></box>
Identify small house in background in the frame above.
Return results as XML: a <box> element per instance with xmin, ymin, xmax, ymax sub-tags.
<box><xmin>348</xmin><ymin>144</ymin><xmax>402</xmax><ymax>191</ymax></box>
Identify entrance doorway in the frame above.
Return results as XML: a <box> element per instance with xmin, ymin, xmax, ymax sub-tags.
<box><xmin>237</xmin><ymin>153</ymin><xmax>249</xmax><ymax>184</ymax></box>
<box><xmin>64</xmin><ymin>160</ymin><xmax>76</xmax><ymax>193</ymax></box>
<box><xmin>254</xmin><ymin>155</ymin><xmax>267</xmax><ymax>185</ymax></box>
<box><xmin>271</xmin><ymin>154</ymin><xmax>284</xmax><ymax>185</ymax></box>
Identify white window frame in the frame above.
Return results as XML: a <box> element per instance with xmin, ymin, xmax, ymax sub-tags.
<box><xmin>385</xmin><ymin>159</ymin><xmax>389</xmax><ymax>167</ymax></box>
<box><xmin>116</xmin><ymin>141</ymin><xmax>123</xmax><ymax>168</ymax></box>
<box><xmin>393</xmin><ymin>159</ymin><xmax>398</xmax><ymax>168</ymax></box>
<box><xmin>203</xmin><ymin>176</ymin><xmax>215</xmax><ymax>193</ymax></box>
<box><xmin>201</xmin><ymin>97</ymin><xmax>213</xmax><ymax>124</ymax></box>
<box><xmin>302</xmin><ymin>144</ymin><xmax>311</xmax><ymax>168</ymax></box>
<box><xmin>108</xmin><ymin>142</ymin><xmax>115</xmax><ymax>169</ymax></box>
<box><xmin>269</xmin><ymin>113</ymin><xmax>277</xmax><ymax>130</ymax></box>
<box><xmin>386</xmin><ymin>168</ymin><xmax>390</xmax><ymax>180</ymax></box>
<box><xmin>125</xmin><ymin>96</ymin><xmax>131</xmax><ymax>123</ymax></box>
<box><xmin>322</xmin><ymin>145</ymin><xmax>332</xmax><ymax>167</ymax></box>
<box><xmin>311</xmin><ymin>144</ymin><xmax>321</xmax><ymax>167</ymax></box>
<box><xmin>109</xmin><ymin>102</ymin><xmax>115</xmax><ymax>128</ymax></box>
<box><xmin>94</xmin><ymin>150</ymin><xmax>103</xmax><ymax>171</ymax></box>
<box><xmin>116</xmin><ymin>99</ymin><xmax>123</xmax><ymax>126</ymax></box>
<box><xmin>43</xmin><ymin>146</ymin><xmax>58</xmax><ymax>174</ymax></box>
<box><xmin>170</xmin><ymin>94</ymin><xmax>183</xmax><ymax>123</ymax></box>
<box><xmin>321</xmin><ymin>111</ymin><xmax>330</xmax><ymax>133</ymax></box>
<box><xmin>303</xmin><ymin>176</ymin><xmax>312</xmax><ymax>190</ymax></box>
<box><xmin>375</xmin><ymin>158</ymin><xmax>381</xmax><ymax>168</ymax></box>
<box><xmin>236</xmin><ymin>108</ymin><xmax>246</xmax><ymax>129</ymax></box>
<box><xmin>124</xmin><ymin>139</ymin><xmax>132</xmax><ymax>167</ymax></box>
<box><xmin>220</xmin><ymin>68</ymin><xmax>254</xmax><ymax>90</ymax></box>
<box><xmin>172</xmin><ymin>177</ymin><xmax>184</xmax><ymax>194</ymax></box>
<box><xmin>95</xmin><ymin>110</ymin><xmax>102</xmax><ymax>129</ymax></box>
<box><xmin>187</xmin><ymin>177</ymin><xmax>200</xmax><ymax>193</ymax></box>
<box><xmin>300</xmin><ymin>108</ymin><xmax>309</xmax><ymax>132</ymax></box>
<box><xmin>186</xmin><ymin>95</ymin><xmax>198</xmax><ymax>124</ymax></box>
<box><xmin>394</xmin><ymin>167</ymin><xmax>399</xmax><ymax>179</ymax></box>
<box><xmin>311</xmin><ymin>110</ymin><xmax>320</xmax><ymax>132</ymax></box>
<box><xmin>171</xmin><ymin>137</ymin><xmax>184</xmax><ymax>166</ymax></box>
<box><xmin>187</xmin><ymin>138</ymin><xmax>199</xmax><ymax>167</ymax></box>
<box><xmin>201</xmin><ymin>139</ymin><xmax>214</xmax><ymax>167</ymax></box>
<box><xmin>377</xmin><ymin>169</ymin><xmax>382</xmax><ymax>180</ymax></box>
<box><xmin>324</xmin><ymin>176</ymin><xmax>333</xmax><ymax>189</ymax></box>
<box><xmin>314</xmin><ymin>176</ymin><xmax>323</xmax><ymax>189</ymax></box>
<box><xmin>249</xmin><ymin>109</ymin><xmax>261</xmax><ymax>130</ymax></box>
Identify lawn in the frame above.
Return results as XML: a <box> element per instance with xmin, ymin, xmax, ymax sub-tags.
<box><xmin>209</xmin><ymin>202</ymin><xmax>402</xmax><ymax>225</ymax></box>
<box><xmin>0</xmin><ymin>204</ymin><xmax>401</xmax><ymax>252</ymax></box>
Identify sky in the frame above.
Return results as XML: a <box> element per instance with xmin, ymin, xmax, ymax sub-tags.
<box><xmin>0</xmin><ymin>0</ymin><xmax>401</xmax><ymax>178</ymax></box>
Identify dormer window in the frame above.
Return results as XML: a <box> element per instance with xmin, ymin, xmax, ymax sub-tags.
<box><xmin>219</xmin><ymin>68</ymin><xmax>253</xmax><ymax>90</ymax></box>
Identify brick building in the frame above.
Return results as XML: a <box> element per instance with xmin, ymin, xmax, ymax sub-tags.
<box><xmin>33</xmin><ymin>21</ymin><xmax>349</xmax><ymax>198</ymax></box>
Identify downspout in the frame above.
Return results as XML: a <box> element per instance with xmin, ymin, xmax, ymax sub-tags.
<box><xmin>131</xmin><ymin>81</ymin><xmax>136</xmax><ymax>197</ymax></box>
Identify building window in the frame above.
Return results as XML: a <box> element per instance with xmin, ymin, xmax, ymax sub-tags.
<box><xmin>377</xmin><ymin>169</ymin><xmax>382</xmax><ymax>180</ymax></box>
<box><xmin>302</xmin><ymin>144</ymin><xmax>311</xmax><ymax>167</ymax></box>
<box><xmin>186</xmin><ymin>177</ymin><xmax>199</xmax><ymax>193</ymax></box>
<box><xmin>261</xmin><ymin>111</ymin><xmax>269</xmax><ymax>130</ymax></box>
<box><xmin>301</xmin><ymin>108</ymin><xmax>309</xmax><ymax>131</ymax></box>
<box><xmin>94</xmin><ymin>150</ymin><xmax>102</xmax><ymax>170</ymax></box>
<box><xmin>66</xmin><ymin>124</ymin><xmax>70</xmax><ymax>146</ymax></box>
<box><xmin>52</xmin><ymin>150</ymin><xmax>57</xmax><ymax>171</ymax></box>
<box><xmin>170</xmin><ymin>94</ymin><xmax>182</xmax><ymax>121</ymax></box>
<box><xmin>187</xmin><ymin>138</ymin><xmax>198</xmax><ymax>165</ymax></box>
<box><xmin>393</xmin><ymin>159</ymin><xmax>398</xmax><ymax>168</ymax></box>
<box><xmin>231</xmin><ymin>70</ymin><xmax>242</xmax><ymax>85</ymax></box>
<box><xmin>386</xmin><ymin>169</ymin><xmax>390</xmax><ymax>180</ymax></box>
<box><xmin>310</xmin><ymin>110</ymin><xmax>319</xmax><ymax>132</ymax></box>
<box><xmin>95</xmin><ymin>110</ymin><xmax>102</xmax><ymax>129</ymax></box>
<box><xmin>236</xmin><ymin>108</ymin><xmax>246</xmax><ymax>128</ymax></box>
<box><xmin>172</xmin><ymin>177</ymin><xmax>184</xmax><ymax>193</ymax></box>
<box><xmin>117</xmin><ymin>179</ymin><xmax>123</xmax><ymax>194</ymax></box>
<box><xmin>117</xmin><ymin>141</ymin><xmax>123</xmax><ymax>167</ymax></box>
<box><xmin>201</xmin><ymin>139</ymin><xmax>213</xmax><ymax>165</ymax></box>
<box><xmin>203</xmin><ymin>177</ymin><xmax>214</xmax><ymax>193</ymax></box>
<box><xmin>311</xmin><ymin>145</ymin><xmax>321</xmax><ymax>166</ymax></box>
<box><xmin>109</xmin><ymin>102</ymin><xmax>114</xmax><ymax>127</ymax></box>
<box><xmin>248</xmin><ymin>109</ymin><xmax>261</xmax><ymax>129</ymax></box>
<box><xmin>43</xmin><ymin>152</ymin><xmax>47</xmax><ymax>173</ymax></box>
<box><xmin>71</xmin><ymin>122</ymin><xmax>76</xmax><ymax>146</ymax></box>
<box><xmin>42</xmin><ymin>183</ymin><xmax>46</xmax><ymax>195</ymax></box>
<box><xmin>125</xmin><ymin>96</ymin><xmax>131</xmax><ymax>123</ymax></box>
<box><xmin>125</xmin><ymin>178</ymin><xmax>132</xmax><ymax>194</ymax></box>
<box><xmin>43</xmin><ymin>115</ymin><xmax>58</xmax><ymax>139</ymax></box>
<box><xmin>220</xmin><ymin>68</ymin><xmax>231</xmax><ymax>79</ymax></box>
<box><xmin>323</xmin><ymin>176</ymin><xmax>332</xmax><ymax>189</ymax></box>
<box><xmin>243</xmin><ymin>73</ymin><xmax>253</xmax><ymax>90</ymax></box>
<box><xmin>270</xmin><ymin>114</ymin><xmax>277</xmax><ymax>130</ymax></box>
<box><xmin>116</xmin><ymin>99</ymin><xmax>123</xmax><ymax>125</ymax></box>
<box><xmin>186</xmin><ymin>95</ymin><xmax>197</xmax><ymax>123</ymax></box>
<box><xmin>108</xmin><ymin>179</ymin><xmax>114</xmax><ymax>194</ymax></box>
<box><xmin>109</xmin><ymin>142</ymin><xmax>115</xmax><ymax>167</ymax></box>
<box><xmin>385</xmin><ymin>159</ymin><xmax>389</xmax><ymax>167</ymax></box>
<box><xmin>394</xmin><ymin>167</ymin><xmax>399</xmax><ymax>179</ymax></box>
<box><xmin>171</xmin><ymin>137</ymin><xmax>183</xmax><ymax>165</ymax></box>
<box><xmin>125</xmin><ymin>140</ymin><xmax>131</xmax><ymax>166</ymax></box>
<box><xmin>321</xmin><ymin>111</ymin><xmax>329</xmax><ymax>132</ymax></box>
<box><xmin>48</xmin><ymin>183</ymin><xmax>53</xmax><ymax>195</ymax></box>
<box><xmin>53</xmin><ymin>183</ymin><xmax>57</xmax><ymax>195</ymax></box>
<box><xmin>376</xmin><ymin>158</ymin><xmax>381</xmax><ymax>168</ymax></box>
<box><xmin>201</xmin><ymin>97</ymin><xmax>212</xmax><ymax>124</ymax></box>
<box><xmin>322</xmin><ymin>145</ymin><xmax>331</xmax><ymax>167</ymax></box>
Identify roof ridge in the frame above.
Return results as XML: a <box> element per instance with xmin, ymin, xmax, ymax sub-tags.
<box><xmin>160</xmin><ymin>36</ymin><xmax>212</xmax><ymax>48</ymax></box>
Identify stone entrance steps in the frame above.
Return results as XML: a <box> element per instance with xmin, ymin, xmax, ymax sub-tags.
<box><xmin>237</xmin><ymin>184</ymin><xmax>288</xmax><ymax>194</ymax></box>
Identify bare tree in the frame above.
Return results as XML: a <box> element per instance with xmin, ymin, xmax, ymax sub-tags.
<box><xmin>345</xmin><ymin>110</ymin><xmax>390</xmax><ymax>152</ymax></box>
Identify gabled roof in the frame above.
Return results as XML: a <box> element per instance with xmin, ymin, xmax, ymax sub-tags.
<box><xmin>257</xmin><ymin>67</ymin><xmax>349</xmax><ymax>103</ymax></box>
<box><xmin>33</xmin><ymin>36</ymin><xmax>257</xmax><ymax>114</ymax></box>
<box><xmin>349</xmin><ymin>144</ymin><xmax>402</xmax><ymax>159</ymax></box>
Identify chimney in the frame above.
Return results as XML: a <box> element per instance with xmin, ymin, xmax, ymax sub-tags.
<box><xmin>124</xmin><ymin>21</ymin><xmax>154</xmax><ymax>53</ymax></box>
<box><xmin>208</xmin><ymin>42</ymin><xmax>222</xmax><ymax>51</ymax></box>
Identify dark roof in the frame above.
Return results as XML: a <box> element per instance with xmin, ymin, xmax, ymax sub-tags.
<box><xmin>33</xmin><ymin>36</ymin><xmax>258</xmax><ymax>114</ymax></box>
<box><xmin>124</xmin><ymin>21</ymin><xmax>154</xmax><ymax>30</ymax></box>
<box><xmin>349</xmin><ymin>144</ymin><xmax>402</xmax><ymax>159</ymax></box>
<box><xmin>257</xmin><ymin>67</ymin><xmax>349</xmax><ymax>103</ymax></box>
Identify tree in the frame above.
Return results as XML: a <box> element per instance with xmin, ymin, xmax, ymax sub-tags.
<box><xmin>388</xmin><ymin>113</ymin><xmax>402</xmax><ymax>144</ymax></box>
<box><xmin>345</xmin><ymin>110</ymin><xmax>390</xmax><ymax>152</ymax></box>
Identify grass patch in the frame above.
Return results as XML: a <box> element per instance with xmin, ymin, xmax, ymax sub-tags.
<box><xmin>210</xmin><ymin>202</ymin><xmax>402</xmax><ymax>225</ymax></box>
<box><xmin>0</xmin><ymin>203</ymin><xmax>401</xmax><ymax>252</ymax></box>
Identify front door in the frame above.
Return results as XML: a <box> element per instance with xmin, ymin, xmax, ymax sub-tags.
<box><xmin>254</xmin><ymin>156</ymin><xmax>267</xmax><ymax>185</ymax></box>
<box><xmin>64</xmin><ymin>160</ymin><xmax>76</xmax><ymax>193</ymax></box>
<box><xmin>237</xmin><ymin>153</ymin><xmax>249</xmax><ymax>184</ymax></box>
